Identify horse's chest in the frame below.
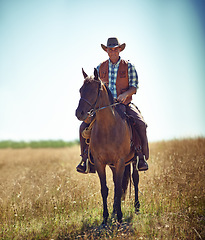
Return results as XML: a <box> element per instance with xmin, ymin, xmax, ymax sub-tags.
<box><xmin>91</xmin><ymin>150</ymin><xmax>119</xmax><ymax>164</ymax></box>
<box><xmin>90</xmin><ymin>141</ymin><xmax>129</xmax><ymax>163</ymax></box>
<box><xmin>90</xmin><ymin>121</ymin><xmax>130</xmax><ymax>162</ymax></box>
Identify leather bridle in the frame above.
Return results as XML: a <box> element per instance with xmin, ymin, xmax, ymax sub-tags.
<box><xmin>80</xmin><ymin>80</ymin><xmax>121</xmax><ymax>117</ymax></box>
<box><xmin>80</xmin><ymin>80</ymin><xmax>102</xmax><ymax>116</ymax></box>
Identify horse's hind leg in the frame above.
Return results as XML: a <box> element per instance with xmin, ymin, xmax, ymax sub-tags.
<box><xmin>132</xmin><ymin>161</ymin><xmax>140</xmax><ymax>212</ymax></box>
<box><xmin>96</xmin><ymin>163</ymin><xmax>109</xmax><ymax>225</ymax></box>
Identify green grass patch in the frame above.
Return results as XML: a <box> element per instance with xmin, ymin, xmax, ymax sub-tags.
<box><xmin>0</xmin><ymin>140</ymin><xmax>79</xmax><ymax>149</ymax></box>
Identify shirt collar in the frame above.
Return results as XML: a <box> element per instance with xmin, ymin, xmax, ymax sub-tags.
<box><xmin>108</xmin><ymin>56</ymin><xmax>121</xmax><ymax>67</ymax></box>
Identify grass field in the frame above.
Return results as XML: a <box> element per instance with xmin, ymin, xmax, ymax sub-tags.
<box><xmin>0</xmin><ymin>138</ymin><xmax>204</xmax><ymax>239</ymax></box>
<box><xmin>0</xmin><ymin>140</ymin><xmax>79</xmax><ymax>149</ymax></box>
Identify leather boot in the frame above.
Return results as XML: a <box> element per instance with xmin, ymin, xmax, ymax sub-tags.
<box><xmin>137</xmin><ymin>125</ymin><xmax>149</xmax><ymax>160</ymax></box>
<box><xmin>76</xmin><ymin>152</ymin><xmax>88</xmax><ymax>173</ymax></box>
<box><xmin>76</xmin><ymin>122</ymin><xmax>96</xmax><ymax>174</ymax></box>
<box><xmin>76</xmin><ymin>149</ymin><xmax>96</xmax><ymax>174</ymax></box>
<box><xmin>76</xmin><ymin>122</ymin><xmax>89</xmax><ymax>174</ymax></box>
<box><xmin>137</xmin><ymin>152</ymin><xmax>148</xmax><ymax>171</ymax></box>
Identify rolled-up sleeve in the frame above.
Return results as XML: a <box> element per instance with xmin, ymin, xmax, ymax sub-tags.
<box><xmin>128</xmin><ymin>62</ymin><xmax>138</xmax><ymax>90</ymax></box>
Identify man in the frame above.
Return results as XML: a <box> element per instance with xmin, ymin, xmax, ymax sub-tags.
<box><xmin>77</xmin><ymin>37</ymin><xmax>149</xmax><ymax>173</ymax></box>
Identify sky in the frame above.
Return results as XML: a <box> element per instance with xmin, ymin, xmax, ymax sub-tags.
<box><xmin>0</xmin><ymin>0</ymin><xmax>205</xmax><ymax>142</ymax></box>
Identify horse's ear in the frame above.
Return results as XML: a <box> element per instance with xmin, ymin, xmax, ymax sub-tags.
<box><xmin>94</xmin><ymin>68</ymin><xmax>99</xmax><ymax>81</ymax></box>
<box><xmin>82</xmin><ymin>68</ymin><xmax>88</xmax><ymax>79</ymax></box>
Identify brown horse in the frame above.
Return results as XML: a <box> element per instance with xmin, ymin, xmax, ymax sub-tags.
<box><xmin>75</xmin><ymin>68</ymin><xmax>140</xmax><ymax>224</ymax></box>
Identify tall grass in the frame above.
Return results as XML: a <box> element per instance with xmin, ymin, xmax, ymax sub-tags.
<box><xmin>0</xmin><ymin>138</ymin><xmax>204</xmax><ymax>239</ymax></box>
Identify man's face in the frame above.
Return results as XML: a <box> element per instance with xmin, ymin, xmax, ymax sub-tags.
<box><xmin>107</xmin><ymin>47</ymin><xmax>121</xmax><ymax>64</ymax></box>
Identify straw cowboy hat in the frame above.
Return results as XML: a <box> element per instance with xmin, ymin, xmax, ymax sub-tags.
<box><xmin>101</xmin><ymin>37</ymin><xmax>126</xmax><ymax>52</ymax></box>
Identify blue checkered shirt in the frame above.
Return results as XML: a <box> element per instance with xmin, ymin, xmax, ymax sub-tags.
<box><xmin>96</xmin><ymin>57</ymin><xmax>138</xmax><ymax>99</ymax></box>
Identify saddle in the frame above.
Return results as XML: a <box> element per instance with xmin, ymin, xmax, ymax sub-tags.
<box><xmin>115</xmin><ymin>103</ymin><xmax>142</xmax><ymax>153</ymax></box>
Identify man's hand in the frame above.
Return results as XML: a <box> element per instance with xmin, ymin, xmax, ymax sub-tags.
<box><xmin>117</xmin><ymin>86</ymin><xmax>137</xmax><ymax>103</ymax></box>
<box><xmin>117</xmin><ymin>92</ymin><xmax>128</xmax><ymax>103</ymax></box>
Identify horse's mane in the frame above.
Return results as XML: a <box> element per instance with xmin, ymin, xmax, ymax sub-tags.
<box><xmin>103</xmin><ymin>82</ymin><xmax>126</xmax><ymax>120</ymax></box>
<box><xmin>103</xmin><ymin>83</ymin><xmax>114</xmax><ymax>105</ymax></box>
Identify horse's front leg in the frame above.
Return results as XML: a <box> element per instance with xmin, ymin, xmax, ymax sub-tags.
<box><xmin>110</xmin><ymin>166</ymin><xmax>117</xmax><ymax>216</ymax></box>
<box><xmin>96</xmin><ymin>162</ymin><xmax>109</xmax><ymax>225</ymax></box>
<box><xmin>132</xmin><ymin>161</ymin><xmax>140</xmax><ymax>212</ymax></box>
<box><xmin>114</xmin><ymin>160</ymin><xmax>125</xmax><ymax>223</ymax></box>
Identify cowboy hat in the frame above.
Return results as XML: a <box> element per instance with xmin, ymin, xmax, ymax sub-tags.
<box><xmin>101</xmin><ymin>37</ymin><xmax>126</xmax><ymax>52</ymax></box>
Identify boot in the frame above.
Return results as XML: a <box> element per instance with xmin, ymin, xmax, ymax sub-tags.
<box><xmin>138</xmin><ymin>156</ymin><xmax>148</xmax><ymax>171</ymax></box>
<box><xmin>137</xmin><ymin>151</ymin><xmax>148</xmax><ymax>171</ymax></box>
<box><xmin>76</xmin><ymin>152</ymin><xmax>88</xmax><ymax>174</ymax></box>
<box><xmin>137</xmin><ymin>125</ymin><xmax>149</xmax><ymax>160</ymax></box>
<box><xmin>76</xmin><ymin>122</ymin><xmax>89</xmax><ymax>174</ymax></box>
<box><xmin>76</xmin><ymin>122</ymin><xmax>96</xmax><ymax>174</ymax></box>
<box><xmin>76</xmin><ymin>151</ymin><xmax>96</xmax><ymax>174</ymax></box>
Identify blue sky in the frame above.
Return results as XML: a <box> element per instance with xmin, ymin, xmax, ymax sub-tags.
<box><xmin>0</xmin><ymin>0</ymin><xmax>205</xmax><ymax>142</ymax></box>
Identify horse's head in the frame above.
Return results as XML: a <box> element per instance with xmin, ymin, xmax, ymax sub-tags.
<box><xmin>75</xmin><ymin>68</ymin><xmax>102</xmax><ymax>121</ymax></box>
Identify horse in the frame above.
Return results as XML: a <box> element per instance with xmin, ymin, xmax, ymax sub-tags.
<box><xmin>75</xmin><ymin>68</ymin><xmax>140</xmax><ymax>224</ymax></box>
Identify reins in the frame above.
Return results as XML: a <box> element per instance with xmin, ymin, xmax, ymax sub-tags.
<box><xmin>87</xmin><ymin>101</ymin><xmax>121</xmax><ymax>117</ymax></box>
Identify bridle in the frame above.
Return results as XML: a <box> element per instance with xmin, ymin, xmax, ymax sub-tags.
<box><xmin>80</xmin><ymin>80</ymin><xmax>121</xmax><ymax>117</ymax></box>
<box><xmin>80</xmin><ymin>97</ymin><xmax>93</xmax><ymax>108</ymax></box>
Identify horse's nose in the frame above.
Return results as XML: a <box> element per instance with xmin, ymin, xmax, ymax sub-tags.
<box><xmin>75</xmin><ymin>108</ymin><xmax>85</xmax><ymax>120</ymax></box>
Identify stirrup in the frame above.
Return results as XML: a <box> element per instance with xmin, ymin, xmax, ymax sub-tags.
<box><xmin>83</xmin><ymin>158</ymin><xmax>96</xmax><ymax>174</ymax></box>
<box><xmin>77</xmin><ymin>158</ymin><xmax>90</xmax><ymax>174</ymax></box>
<box><xmin>138</xmin><ymin>157</ymin><xmax>148</xmax><ymax>171</ymax></box>
<box><xmin>85</xmin><ymin>158</ymin><xmax>90</xmax><ymax>173</ymax></box>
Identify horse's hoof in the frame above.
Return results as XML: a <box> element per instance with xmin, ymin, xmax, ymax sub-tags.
<box><xmin>135</xmin><ymin>209</ymin><xmax>140</xmax><ymax>215</ymax></box>
<box><xmin>101</xmin><ymin>218</ymin><xmax>108</xmax><ymax>227</ymax></box>
<box><xmin>135</xmin><ymin>201</ymin><xmax>140</xmax><ymax>214</ymax></box>
<box><xmin>100</xmin><ymin>221</ymin><xmax>107</xmax><ymax>228</ymax></box>
<box><xmin>111</xmin><ymin>212</ymin><xmax>117</xmax><ymax>218</ymax></box>
<box><xmin>117</xmin><ymin>212</ymin><xmax>123</xmax><ymax>224</ymax></box>
<box><xmin>117</xmin><ymin>218</ymin><xmax>122</xmax><ymax>224</ymax></box>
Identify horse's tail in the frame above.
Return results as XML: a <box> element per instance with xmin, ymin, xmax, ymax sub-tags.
<box><xmin>122</xmin><ymin>164</ymin><xmax>131</xmax><ymax>200</ymax></box>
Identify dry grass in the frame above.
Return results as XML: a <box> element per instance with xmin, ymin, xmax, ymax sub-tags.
<box><xmin>0</xmin><ymin>138</ymin><xmax>204</xmax><ymax>239</ymax></box>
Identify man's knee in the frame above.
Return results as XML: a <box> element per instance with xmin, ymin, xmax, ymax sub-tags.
<box><xmin>126</xmin><ymin>104</ymin><xmax>147</xmax><ymax>126</ymax></box>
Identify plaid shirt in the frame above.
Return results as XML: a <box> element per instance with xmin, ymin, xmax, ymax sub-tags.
<box><xmin>97</xmin><ymin>57</ymin><xmax>138</xmax><ymax>98</ymax></box>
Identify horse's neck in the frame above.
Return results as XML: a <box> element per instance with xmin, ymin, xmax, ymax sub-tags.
<box><xmin>95</xmin><ymin>89</ymin><xmax>118</xmax><ymax>126</ymax></box>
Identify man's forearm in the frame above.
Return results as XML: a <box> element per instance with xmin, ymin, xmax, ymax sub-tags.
<box><xmin>117</xmin><ymin>86</ymin><xmax>136</xmax><ymax>103</ymax></box>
